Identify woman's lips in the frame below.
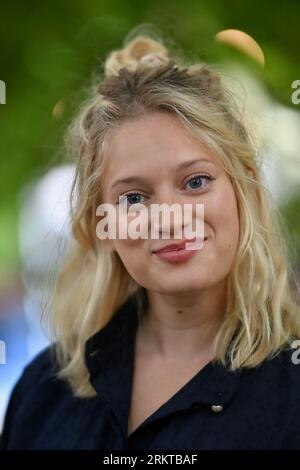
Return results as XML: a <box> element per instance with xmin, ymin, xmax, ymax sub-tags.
<box><xmin>153</xmin><ymin>236</ymin><xmax>207</xmax><ymax>254</ymax></box>
<box><xmin>153</xmin><ymin>237</ymin><xmax>196</xmax><ymax>253</ymax></box>
<box><xmin>153</xmin><ymin>238</ymin><xmax>207</xmax><ymax>264</ymax></box>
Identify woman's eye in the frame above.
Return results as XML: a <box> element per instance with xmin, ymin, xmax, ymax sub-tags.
<box><xmin>116</xmin><ymin>175</ymin><xmax>214</xmax><ymax>206</ymax></box>
<box><xmin>185</xmin><ymin>174</ymin><xmax>214</xmax><ymax>191</ymax></box>
<box><xmin>118</xmin><ymin>192</ymin><xmax>147</xmax><ymax>206</ymax></box>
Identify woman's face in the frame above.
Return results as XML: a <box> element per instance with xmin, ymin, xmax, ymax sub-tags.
<box><xmin>100</xmin><ymin>111</ymin><xmax>240</xmax><ymax>295</ymax></box>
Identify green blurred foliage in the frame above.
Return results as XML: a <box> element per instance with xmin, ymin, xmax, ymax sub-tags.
<box><xmin>0</xmin><ymin>0</ymin><xmax>299</xmax><ymax>274</ymax></box>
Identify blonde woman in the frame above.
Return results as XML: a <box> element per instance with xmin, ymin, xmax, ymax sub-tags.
<box><xmin>1</xmin><ymin>28</ymin><xmax>300</xmax><ymax>451</ymax></box>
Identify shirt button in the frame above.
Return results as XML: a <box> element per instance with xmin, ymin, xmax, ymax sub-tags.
<box><xmin>211</xmin><ymin>404</ymin><xmax>223</xmax><ymax>413</ymax></box>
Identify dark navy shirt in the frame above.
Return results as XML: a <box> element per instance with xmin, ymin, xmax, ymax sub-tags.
<box><xmin>1</xmin><ymin>295</ymin><xmax>300</xmax><ymax>450</ymax></box>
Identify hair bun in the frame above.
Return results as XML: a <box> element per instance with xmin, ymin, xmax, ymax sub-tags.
<box><xmin>104</xmin><ymin>35</ymin><xmax>170</xmax><ymax>77</ymax></box>
<box><xmin>186</xmin><ymin>64</ymin><xmax>223</xmax><ymax>100</ymax></box>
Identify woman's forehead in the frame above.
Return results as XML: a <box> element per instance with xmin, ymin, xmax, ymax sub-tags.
<box><xmin>104</xmin><ymin>113</ymin><xmax>222</xmax><ymax>175</ymax></box>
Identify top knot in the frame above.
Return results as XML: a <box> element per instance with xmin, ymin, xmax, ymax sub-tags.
<box><xmin>104</xmin><ymin>35</ymin><xmax>170</xmax><ymax>78</ymax></box>
<box><xmin>99</xmin><ymin>34</ymin><xmax>224</xmax><ymax>102</ymax></box>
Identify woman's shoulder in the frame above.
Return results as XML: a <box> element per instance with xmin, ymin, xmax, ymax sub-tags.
<box><xmin>0</xmin><ymin>344</ymin><xmax>77</xmax><ymax>449</ymax></box>
<box><xmin>240</xmin><ymin>343</ymin><xmax>300</xmax><ymax>396</ymax></box>
<box><xmin>10</xmin><ymin>342</ymin><xmax>63</xmax><ymax>398</ymax></box>
<box><xmin>263</xmin><ymin>343</ymin><xmax>300</xmax><ymax>374</ymax></box>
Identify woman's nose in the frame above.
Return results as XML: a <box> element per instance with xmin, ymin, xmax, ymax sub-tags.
<box><xmin>149</xmin><ymin>191</ymin><xmax>190</xmax><ymax>239</ymax></box>
<box><xmin>149</xmin><ymin>189</ymin><xmax>204</xmax><ymax>240</ymax></box>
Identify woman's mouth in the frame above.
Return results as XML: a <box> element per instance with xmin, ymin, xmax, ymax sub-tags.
<box><xmin>153</xmin><ymin>237</ymin><xmax>207</xmax><ymax>264</ymax></box>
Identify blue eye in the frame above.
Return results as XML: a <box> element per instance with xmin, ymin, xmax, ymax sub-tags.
<box><xmin>116</xmin><ymin>174</ymin><xmax>214</xmax><ymax>206</ymax></box>
<box><xmin>117</xmin><ymin>193</ymin><xmax>147</xmax><ymax>206</ymax></box>
<box><xmin>186</xmin><ymin>174</ymin><xmax>213</xmax><ymax>190</ymax></box>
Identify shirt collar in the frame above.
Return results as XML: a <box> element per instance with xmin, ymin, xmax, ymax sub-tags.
<box><xmin>84</xmin><ymin>295</ymin><xmax>242</xmax><ymax>437</ymax></box>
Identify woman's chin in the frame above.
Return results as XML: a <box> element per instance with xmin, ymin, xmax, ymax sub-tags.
<box><xmin>151</xmin><ymin>280</ymin><xmax>212</xmax><ymax>296</ymax></box>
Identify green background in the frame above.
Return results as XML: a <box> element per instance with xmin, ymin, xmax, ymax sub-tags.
<box><xmin>0</xmin><ymin>0</ymin><xmax>299</xmax><ymax>283</ymax></box>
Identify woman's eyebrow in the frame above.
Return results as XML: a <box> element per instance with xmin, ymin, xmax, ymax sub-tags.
<box><xmin>110</xmin><ymin>158</ymin><xmax>216</xmax><ymax>192</ymax></box>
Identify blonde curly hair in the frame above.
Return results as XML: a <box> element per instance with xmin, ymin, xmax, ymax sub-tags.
<box><xmin>49</xmin><ymin>27</ymin><xmax>300</xmax><ymax>398</ymax></box>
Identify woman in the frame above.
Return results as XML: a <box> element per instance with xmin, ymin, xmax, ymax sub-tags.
<box><xmin>1</xmin><ymin>29</ymin><xmax>300</xmax><ymax>451</ymax></box>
